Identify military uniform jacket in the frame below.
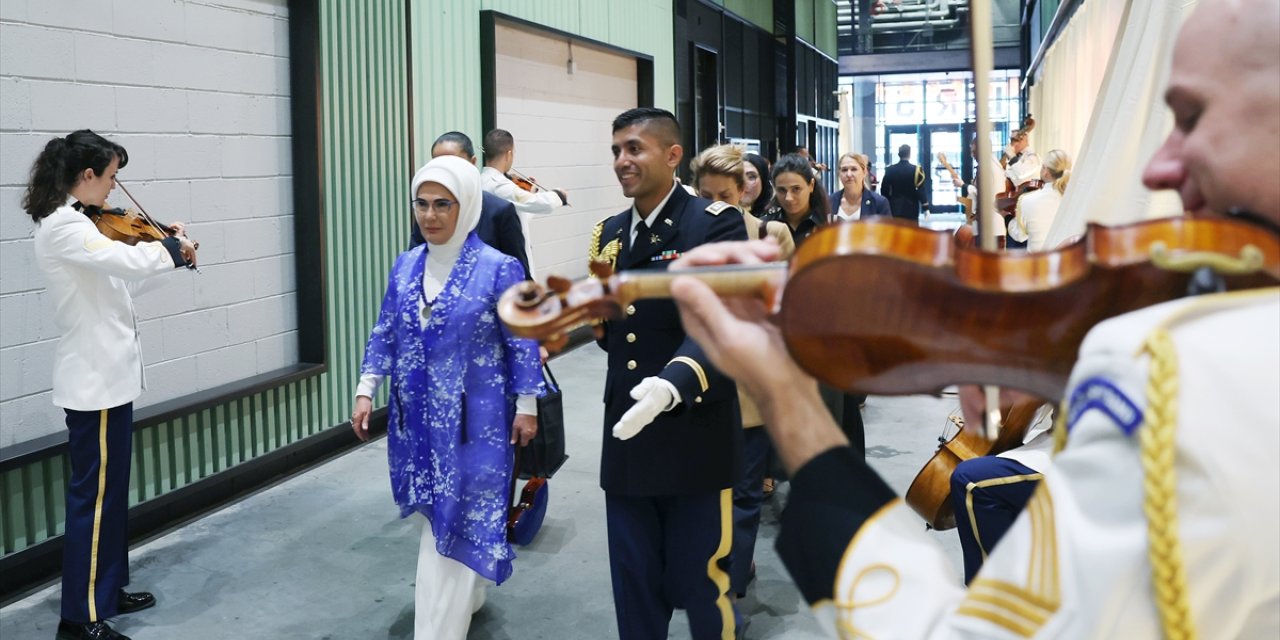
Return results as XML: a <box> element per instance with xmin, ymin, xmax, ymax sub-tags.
<box><xmin>777</xmin><ymin>289</ymin><xmax>1280</xmax><ymax>638</ymax></box>
<box><xmin>33</xmin><ymin>201</ymin><xmax>187</xmax><ymax>410</ymax></box>
<box><xmin>881</xmin><ymin>159</ymin><xmax>928</xmax><ymax>220</ymax></box>
<box><xmin>590</xmin><ymin>186</ymin><xmax>748</xmax><ymax>496</ymax></box>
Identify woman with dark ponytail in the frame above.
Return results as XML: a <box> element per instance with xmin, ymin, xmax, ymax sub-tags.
<box><xmin>24</xmin><ymin>130</ymin><xmax>195</xmax><ymax>640</ymax></box>
<box><xmin>760</xmin><ymin>153</ymin><xmax>830</xmax><ymax>246</ymax></box>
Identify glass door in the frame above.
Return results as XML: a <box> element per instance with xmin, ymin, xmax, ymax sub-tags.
<box><xmin>926</xmin><ymin>124</ymin><xmax>963</xmax><ymax>214</ymax></box>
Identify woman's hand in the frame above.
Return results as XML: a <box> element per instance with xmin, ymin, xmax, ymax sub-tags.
<box><xmin>178</xmin><ymin>237</ymin><xmax>198</xmax><ymax>267</ymax></box>
<box><xmin>511</xmin><ymin>414</ymin><xmax>537</xmax><ymax>446</ymax></box>
<box><xmin>351</xmin><ymin>395</ymin><xmax>374</xmax><ymax>441</ymax></box>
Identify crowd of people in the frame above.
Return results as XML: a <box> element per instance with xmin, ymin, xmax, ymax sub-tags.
<box><xmin>22</xmin><ymin>0</ymin><xmax>1278</xmax><ymax>638</ymax></box>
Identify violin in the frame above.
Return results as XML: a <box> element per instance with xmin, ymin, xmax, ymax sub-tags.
<box><xmin>498</xmin><ymin>215</ymin><xmax>1279</xmax><ymax>401</ymax></box>
<box><xmin>87</xmin><ymin>180</ymin><xmax>200</xmax><ymax>258</ymax></box>
<box><xmin>507</xmin><ymin>168</ymin><xmax>547</xmax><ymax>193</ymax></box>
<box><xmin>508</xmin><ymin>168</ymin><xmax>569</xmax><ymax>205</ymax></box>
<box><xmin>89</xmin><ymin>205</ymin><xmax>175</xmax><ymax>245</ymax></box>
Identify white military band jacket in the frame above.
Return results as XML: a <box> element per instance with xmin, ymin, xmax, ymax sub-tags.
<box><xmin>780</xmin><ymin>288</ymin><xmax>1279</xmax><ymax>639</ymax></box>
<box><xmin>33</xmin><ymin>201</ymin><xmax>186</xmax><ymax>411</ymax></box>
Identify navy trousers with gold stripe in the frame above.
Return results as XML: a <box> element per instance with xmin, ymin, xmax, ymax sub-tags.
<box><xmin>949</xmin><ymin>456</ymin><xmax>1042</xmax><ymax>584</ymax></box>
<box><xmin>61</xmin><ymin>403</ymin><xmax>133</xmax><ymax>623</ymax></box>
<box><xmin>605</xmin><ymin>490</ymin><xmax>736</xmax><ymax>640</ymax></box>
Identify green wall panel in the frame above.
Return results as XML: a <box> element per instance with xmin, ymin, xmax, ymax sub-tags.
<box><xmin>726</xmin><ymin>0</ymin><xmax>773</xmax><ymax>32</ymax></box>
<box><xmin>796</xmin><ymin>0</ymin><xmax>816</xmax><ymax>44</ymax></box>
<box><xmin>815</xmin><ymin>0</ymin><xmax>837</xmax><ymax>58</ymax></box>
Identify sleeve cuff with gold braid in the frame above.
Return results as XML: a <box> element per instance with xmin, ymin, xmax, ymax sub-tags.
<box><xmin>664</xmin><ymin>356</ymin><xmax>709</xmax><ymax>404</ymax></box>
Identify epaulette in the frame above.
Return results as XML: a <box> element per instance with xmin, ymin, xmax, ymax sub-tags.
<box><xmin>705</xmin><ymin>201</ymin><xmax>734</xmax><ymax>216</ymax></box>
<box><xmin>587</xmin><ymin>217</ymin><xmax>621</xmax><ymax>272</ymax></box>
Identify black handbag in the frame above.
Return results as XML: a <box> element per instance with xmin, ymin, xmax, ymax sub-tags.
<box><xmin>518</xmin><ymin>363</ymin><xmax>568</xmax><ymax>479</ymax></box>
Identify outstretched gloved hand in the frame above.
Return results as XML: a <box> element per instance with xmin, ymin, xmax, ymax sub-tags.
<box><xmin>612</xmin><ymin>377</ymin><xmax>676</xmax><ymax>440</ymax></box>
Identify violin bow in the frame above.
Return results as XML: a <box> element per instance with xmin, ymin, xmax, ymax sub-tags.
<box><xmin>970</xmin><ymin>0</ymin><xmax>1004</xmax><ymax>439</ymax></box>
<box><xmin>113</xmin><ymin>178</ymin><xmax>201</xmax><ymax>270</ymax></box>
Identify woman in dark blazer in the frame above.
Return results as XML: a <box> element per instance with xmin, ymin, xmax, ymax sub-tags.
<box><xmin>828</xmin><ymin>152</ymin><xmax>890</xmax><ymax>221</ymax></box>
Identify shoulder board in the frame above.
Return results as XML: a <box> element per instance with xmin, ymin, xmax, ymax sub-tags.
<box><xmin>705</xmin><ymin>201</ymin><xmax>733</xmax><ymax>216</ymax></box>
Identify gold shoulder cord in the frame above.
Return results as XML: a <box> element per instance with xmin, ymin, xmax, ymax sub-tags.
<box><xmin>1137</xmin><ymin>288</ymin><xmax>1276</xmax><ymax>640</ymax></box>
<box><xmin>1139</xmin><ymin>327</ymin><xmax>1195</xmax><ymax>640</ymax></box>
<box><xmin>587</xmin><ymin>221</ymin><xmax>619</xmax><ymax>274</ymax></box>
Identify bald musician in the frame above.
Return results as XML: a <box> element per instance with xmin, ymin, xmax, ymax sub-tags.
<box><xmin>665</xmin><ymin>0</ymin><xmax>1280</xmax><ymax>636</ymax></box>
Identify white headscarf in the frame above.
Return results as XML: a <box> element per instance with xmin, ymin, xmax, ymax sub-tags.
<box><xmin>410</xmin><ymin>155</ymin><xmax>482</xmax><ymax>258</ymax></box>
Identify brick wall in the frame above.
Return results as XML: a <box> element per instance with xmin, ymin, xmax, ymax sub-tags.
<box><xmin>0</xmin><ymin>0</ymin><xmax>294</xmax><ymax>446</ymax></box>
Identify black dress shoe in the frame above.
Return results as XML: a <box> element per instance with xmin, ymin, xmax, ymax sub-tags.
<box><xmin>55</xmin><ymin>620</ymin><xmax>132</xmax><ymax>640</ymax></box>
<box><xmin>116</xmin><ymin>590</ymin><xmax>155</xmax><ymax>614</ymax></box>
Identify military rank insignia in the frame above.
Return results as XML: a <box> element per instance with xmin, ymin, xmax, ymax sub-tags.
<box><xmin>705</xmin><ymin>201</ymin><xmax>735</xmax><ymax>216</ymax></box>
<box><xmin>1066</xmin><ymin>377</ymin><xmax>1143</xmax><ymax>436</ymax></box>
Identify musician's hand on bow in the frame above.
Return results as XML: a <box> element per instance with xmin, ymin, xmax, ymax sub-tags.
<box><xmin>670</xmin><ymin>240</ymin><xmax>843</xmax><ymax>475</ymax></box>
<box><xmin>669</xmin><ymin>241</ymin><xmax>808</xmax><ymax>401</ymax></box>
<box><xmin>612</xmin><ymin>377</ymin><xmax>674</xmax><ymax>440</ymax></box>
<box><xmin>178</xmin><ymin>237</ymin><xmax>198</xmax><ymax>267</ymax></box>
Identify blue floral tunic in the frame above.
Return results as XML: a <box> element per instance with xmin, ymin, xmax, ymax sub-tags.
<box><xmin>360</xmin><ymin>232</ymin><xmax>543</xmax><ymax>584</ymax></box>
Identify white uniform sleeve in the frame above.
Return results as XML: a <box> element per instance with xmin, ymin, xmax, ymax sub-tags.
<box><xmin>1005</xmin><ymin>152</ymin><xmax>1043</xmax><ymax>188</ymax></box>
<box><xmin>489</xmin><ymin>175</ymin><xmax>563</xmax><ymax>214</ymax></box>
<box><xmin>48</xmin><ymin>216</ymin><xmax>185</xmax><ymax>280</ymax></box>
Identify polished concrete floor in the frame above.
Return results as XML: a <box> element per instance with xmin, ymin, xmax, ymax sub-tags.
<box><xmin>0</xmin><ymin>344</ymin><xmax>963</xmax><ymax>639</ymax></box>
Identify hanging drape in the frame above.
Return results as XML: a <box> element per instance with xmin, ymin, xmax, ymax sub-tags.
<box><xmin>1028</xmin><ymin>0</ymin><xmax>1200</xmax><ymax>249</ymax></box>
<box><xmin>1028</xmin><ymin>0</ymin><xmax>1127</xmax><ymax>163</ymax></box>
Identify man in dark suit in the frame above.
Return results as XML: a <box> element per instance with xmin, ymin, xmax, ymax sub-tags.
<box><xmin>409</xmin><ymin>131</ymin><xmax>531</xmax><ymax>278</ymax></box>
<box><xmin>590</xmin><ymin>107</ymin><xmax>747</xmax><ymax>640</ymax></box>
<box><xmin>881</xmin><ymin>143</ymin><xmax>930</xmax><ymax>223</ymax></box>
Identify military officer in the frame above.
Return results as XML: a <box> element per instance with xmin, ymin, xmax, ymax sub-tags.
<box><xmin>592</xmin><ymin>107</ymin><xmax>748</xmax><ymax>640</ymax></box>
<box><xmin>665</xmin><ymin>0</ymin><xmax>1280</xmax><ymax>635</ymax></box>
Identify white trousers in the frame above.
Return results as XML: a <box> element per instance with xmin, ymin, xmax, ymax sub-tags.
<box><xmin>415</xmin><ymin>522</ymin><xmax>487</xmax><ymax>640</ymax></box>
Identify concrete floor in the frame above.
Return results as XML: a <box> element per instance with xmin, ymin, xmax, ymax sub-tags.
<box><xmin>0</xmin><ymin>344</ymin><xmax>964</xmax><ymax>639</ymax></box>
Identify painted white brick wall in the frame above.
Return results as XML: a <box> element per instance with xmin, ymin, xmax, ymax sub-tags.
<box><xmin>0</xmin><ymin>0</ymin><xmax>294</xmax><ymax>447</ymax></box>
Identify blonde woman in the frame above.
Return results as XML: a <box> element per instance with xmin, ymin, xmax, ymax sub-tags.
<box><xmin>828</xmin><ymin>152</ymin><xmax>890</xmax><ymax>221</ymax></box>
<box><xmin>1010</xmin><ymin>149</ymin><xmax>1071</xmax><ymax>251</ymax></box>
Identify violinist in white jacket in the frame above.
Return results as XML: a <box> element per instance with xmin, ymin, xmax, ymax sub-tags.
<box><xmin>24</xmin><ymin>130</ymin><xmax>196</xmax><ymax>640</ymax></box>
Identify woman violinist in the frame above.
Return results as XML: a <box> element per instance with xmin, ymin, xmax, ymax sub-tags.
<box><xmin>23</xmin><ymin>130</ymin><xmax>196</xmax><ymax>640</ymax></box>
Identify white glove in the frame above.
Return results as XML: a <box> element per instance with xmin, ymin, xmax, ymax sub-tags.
<box><xmin>1002</xmin><ymin>144</ymin><xmax>1017</xmax><ymax>160</ymax></box>
<box><xmin>612</xmin><ymin>377</ymin><xmax>676</xmax><ymax>440</ymax></box>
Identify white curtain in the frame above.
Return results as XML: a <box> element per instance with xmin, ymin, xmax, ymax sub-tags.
<box><xmin>1028</xmin><ymin>0</ymin><xmax>1127</xmax><ymax>162</ymax></box>
<box><xmin>1031</xmin><ymin>0</ymin><xmax>1200</xmax><ymax>249</ymax></box>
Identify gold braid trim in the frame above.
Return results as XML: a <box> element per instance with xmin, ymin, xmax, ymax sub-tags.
<box><xmin>1139</xmin><ymin>329</ymin><xmax>1197</xmax><ymax>640</ymax></box>
<box><xmin>587</xmin><ymin>220</ymin><xmax>619</xmax><ymax>275</ymax></box>
<box><xmin>1052</xmin><ymin>400</ymin><xmax>1068</xmax><ymax>454</ymax></box>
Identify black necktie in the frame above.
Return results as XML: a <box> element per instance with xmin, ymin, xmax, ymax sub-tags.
<box><xmin>633</xmin><ymin>220</ymin><xmax>652</xmax><ymax>253</ymax></box>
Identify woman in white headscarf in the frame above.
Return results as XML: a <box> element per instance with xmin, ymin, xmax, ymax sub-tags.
<box><xmin>351</xmin><ymin>155</ymin><xmax>543</xmax><ymax>639</ymax></box>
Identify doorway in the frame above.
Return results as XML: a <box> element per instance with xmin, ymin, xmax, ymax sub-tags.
<box><xmin>693</xmin><ymin>45</ymin><xmax>721</xmax><ymax>153</ymax></box>
<box><xmin>883</xmin><ymin>123</ymin><xmax>970</xmax><ymax>214</ymax></box>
